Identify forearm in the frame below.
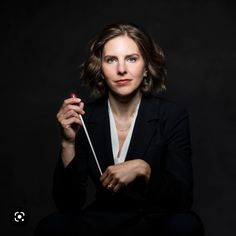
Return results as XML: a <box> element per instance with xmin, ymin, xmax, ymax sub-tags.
<box><xmin>60</xmin><ymin>140</ymin><xmax>75</xmax><ymax>167</ymax></box>
<box><xmin>135</xmin><ymin>159</ymin><xmax>151</xmax><ymax>183</ymax></box>
<box><xmin>53</xmin><ymin>152</ymin><xmax>87</xmax><ymax>213</ymax></box>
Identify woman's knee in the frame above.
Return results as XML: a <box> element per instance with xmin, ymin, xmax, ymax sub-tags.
<box><xmin>34</xmin><ymin>212</ymin><xmax>72</xmax><ymax>236</ymax></box>
<box><xmin>166</xmin><ymin>211</ymin><xmax>204</xmax><ymax>236</ymax></box>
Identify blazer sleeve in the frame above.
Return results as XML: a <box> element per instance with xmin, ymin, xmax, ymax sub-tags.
<box><xmin>147</xmin><ymin>104</ymin><xmax>193</xmax><ymax>211</ymax></box>
<box><xmin>52</xmin><ymin>129</ymin><xmax>89</xmax><ymax>214</ymax></box>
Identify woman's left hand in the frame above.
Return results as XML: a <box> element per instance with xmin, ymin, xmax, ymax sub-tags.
<box><xmin>100</xmin><ymin>159</ymin><xmax>151</xmax><ymax>193</ymax></box>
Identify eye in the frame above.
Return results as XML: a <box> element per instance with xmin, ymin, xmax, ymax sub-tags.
<box><xmin>127</xmin><ymin>57</ymin><xmax>137</xmax><ymax>63</ymax></box>
<box><xmin>106</xmin><ymin>57</ymin><xmax>117</xmax><ymax>64</ymax></box>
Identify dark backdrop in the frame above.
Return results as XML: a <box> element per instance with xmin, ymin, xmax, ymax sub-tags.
<box><xmin>2</xmin><ymin>0</ymin><xmax>236</xmax><ymax>235</ymax></box>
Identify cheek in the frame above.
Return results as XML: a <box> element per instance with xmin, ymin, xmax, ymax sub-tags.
<box><xmin>131</xmin><ymin>68</ymin><xmax>145</xmax><ymax>80</ymax></box>
<box><xmin>102</xmin><ymin>65</ymin><xmax>115</xmax><ymax>78</ymax></box>
<box><xmin>129</xmin><ymin>63</ymin><xmax>145</xmax><ymax>78</ymax></box>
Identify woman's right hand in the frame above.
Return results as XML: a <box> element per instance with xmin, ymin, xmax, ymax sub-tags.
<box><xmin>56</xmin><ymin>96</ymin><xmax>85</xmax><ymax>143</ymax></box>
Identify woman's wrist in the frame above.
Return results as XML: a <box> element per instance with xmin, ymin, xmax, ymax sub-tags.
<box><xmin>136</xmin><ymin>159</ymin><xmax>151</xmax><ymax>183</ymax></box>
<box><xmin>60</xmin><ymin>140</ymin><xmax>75</xmax><ymax>167</ymax></box>
<box><xmin>61</xmin><ymin>139</ymin><xmax>75</xmax><ymax>148</ymax></box>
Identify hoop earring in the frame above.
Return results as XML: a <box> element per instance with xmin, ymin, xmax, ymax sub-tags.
<box><xmin>98</xmin><ymin>78</ymin><xmax>104</xmax><ymax>87</ymax></box>
<box><xmin>143</xmin><ymin>74</ymin><xmax>150</xmax><ymax>86</ymax></box>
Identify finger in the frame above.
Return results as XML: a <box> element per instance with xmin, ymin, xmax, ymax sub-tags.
<box><xmin>106</xmin><ymin>181</ymin><xmax>116</xmax><ymax>191</ymax></box>
<box><xmin>58</xmin><ymin>103</ymin><xmax>85</xmax><ymax>120</ymax></box>
<box><xmin>112</xmin><ymin>183</ymin><xmax>123</xmax><ymax>193</ymax></box>
<box><xmin>102</xmin><ymin>176</ymin><xmax>114</xmax><ymax>188</ymax></box>
<box><xmin>57</xmin><ymin>110</ymin><xmax>79</xmax><ymax>126</ymax></box>
<box><xmin>79</xmin><ymin>102</ymin><xmax>85</xmax><ymax>113</ymax></box>
<box><xmin>62</xmin><ymin>97</ymin><xmax>82</xmax><ymax>109</ymax></box>
<box><xmin>100</xmin><ymin>166</ymin><xmax>109</xmax><ymax>182</ymax></box>
<box><xmin>61</xmin><ymin>117</ymin><xmax>83</xmax><ymax>129</ymax></box>
<box><xmin>70</xmin><ymin>102</ymin><xmax>85</xmax><ymax>115</ymax></box>
<box><xmin>107</xmin><ymin>177</ymin><xmax>123</xmax><ymax>192</ymax></box>
<box><xmin>63</xmin><ymin>109</ymin><xmax>80</xmax><ymax>119</ymax></box>
<box><xmin>103</xmin><ymin>173</ymin><xmax>120</xmax><ymax>190</ymax></box>
<box><xmin>62</xmin><ymin>102</ymin><xmax>85</xmax><ymax>114</ymax></box>
<box><xmin>100</xmin><ymin>172</ymin><xmax>114</xmax><ymax>188</ymax></box>
<box><xmin>100</xmin><ymin>165</ymin><xmax>114</xmax><ymax>182</ymax></box>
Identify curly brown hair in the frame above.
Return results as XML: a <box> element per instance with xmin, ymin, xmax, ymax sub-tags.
<box><xmin>80</xmin><ymin>22</ymin><xmax>167</xmax><ymax>98</ymax></box>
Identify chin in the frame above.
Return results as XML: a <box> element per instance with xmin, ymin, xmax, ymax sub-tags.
<box><xmin>109</xmin><ymin>88</ymin><xmax>141</xmax><ymax>101</ymax></box>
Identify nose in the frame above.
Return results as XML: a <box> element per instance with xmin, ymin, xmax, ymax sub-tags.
<box><xmin>117</xmin><ymin>61</ymin><xmax>127</xmax><ymax>76</ymax></box>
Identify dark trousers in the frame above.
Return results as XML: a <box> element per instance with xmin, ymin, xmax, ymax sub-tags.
<box><xmin>34</xmin><ymin>210</ymin><xmax>204</xmax><ymax>236</ymax></box>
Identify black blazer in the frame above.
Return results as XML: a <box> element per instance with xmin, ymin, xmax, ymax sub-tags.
<box><xmin>53</xmin><ymin>94</ymin><xmax>193</xmax><ymax>220</ymax></box>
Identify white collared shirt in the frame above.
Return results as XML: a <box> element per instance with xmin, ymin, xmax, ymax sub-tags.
<box><xmin>108</xmin><ymin>99</ymin><xmax>141</xmax><ymax>164</ymax></box>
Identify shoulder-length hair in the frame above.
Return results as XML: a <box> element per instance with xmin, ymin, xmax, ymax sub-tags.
<box><xmin>80</xmin><ymin>22</ymin><xmax>167</xmax><ymax>98</ymax></box>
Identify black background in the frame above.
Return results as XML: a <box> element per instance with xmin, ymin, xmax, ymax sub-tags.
<box><xmin>2</xmin><ymin>0</ymin><xmax>236</xmax><ymax>235</ymax></box>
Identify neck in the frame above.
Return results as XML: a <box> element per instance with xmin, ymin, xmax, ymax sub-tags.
<box><xmin>108</xmin><ymin>90</ymin><xmax>141</xmax><ymax>119</ymax></box>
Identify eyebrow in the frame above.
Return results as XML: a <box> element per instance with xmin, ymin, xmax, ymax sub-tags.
<box><xmin>103</xmin><ymin>53</ymin><xmax>140</xmax><ymax>59</ymax></box>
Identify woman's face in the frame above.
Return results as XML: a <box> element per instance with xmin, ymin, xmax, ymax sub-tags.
<box><xmin>101</xmin><ymin>35</ymin><xmax>146</xmax><ymax>98</ymax></box>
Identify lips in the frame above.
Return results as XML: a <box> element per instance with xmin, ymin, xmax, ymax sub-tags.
<box><xmin>115</xmin><ymin>79</ymin><xmax>131</xmax><ymax>85</ymax></box>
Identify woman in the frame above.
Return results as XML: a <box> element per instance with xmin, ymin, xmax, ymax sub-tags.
<box><xmin>35</xmin><ymin>23</ymin><xmax>204</xmax><ymax>236</ymax></box>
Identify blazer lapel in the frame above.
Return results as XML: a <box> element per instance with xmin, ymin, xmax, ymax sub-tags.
<box><xmin>85</xmin><ymin>98</ymin><xmax>114</xmax><ymax>173</ymax></box>
<box><xmin>126</xmin><ymin>96</ymin><xmax>160</xmax><ymax>161</ymax></box>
